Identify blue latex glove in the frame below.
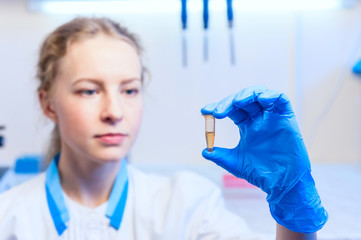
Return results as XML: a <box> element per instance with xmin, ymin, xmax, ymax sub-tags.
<box><xmin>201</xmin><ymin>86</ymin><xmax>328</xmax><ymax>233</ymax></box>
<box><xmin>352</xmin><ymin>59</ymin><xmax>361</xmax><ymax>75</ymax></box>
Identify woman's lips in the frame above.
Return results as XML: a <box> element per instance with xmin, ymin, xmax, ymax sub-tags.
<box><xmin>95</xmin><ymin>133</ymin><xmax>127</xmax><ymax>145</ymax></box>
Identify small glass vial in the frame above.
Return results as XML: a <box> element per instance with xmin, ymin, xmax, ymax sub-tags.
<box><xmin>203</xmin><ymin>115</ymin><xmax>215</xmax><ymax>152</ymax></box>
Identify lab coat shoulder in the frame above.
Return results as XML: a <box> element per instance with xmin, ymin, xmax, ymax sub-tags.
<box><xmin>128</xmin><ymin>166</ymin><xmax>258</xmax><ymax>240</ymax></box>
<box><xmin>0</xmin><ymin>173</ymin><xmax>45</xmax><ymax>208</ymax></box>
<box><xmin>0</xmin><ymin>173</ymin><xmax>55</xmax><ymax>239</ymax></box>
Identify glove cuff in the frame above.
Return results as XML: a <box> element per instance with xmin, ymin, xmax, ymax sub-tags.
<box><xmin>268</xmin><ymin>170</ymin><xmax>328</xmax><ymax>233</ymax></box>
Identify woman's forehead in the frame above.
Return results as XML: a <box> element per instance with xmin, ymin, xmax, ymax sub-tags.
<box><xmin>58</xmin><ymin>35</ymin><xmax>142</xmax><ymax>81</ymax></box>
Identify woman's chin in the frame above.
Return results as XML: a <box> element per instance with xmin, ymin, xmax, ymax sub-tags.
<box><xmin>89</xmin><ymin>149</ymin><xmax>128</xmax><ymax>163</ymax></box>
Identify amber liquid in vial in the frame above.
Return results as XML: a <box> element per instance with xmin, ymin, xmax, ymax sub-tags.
<box><xmin>206</xmin><ymin>131</ymin><xmax>215</xmax><ymax>152</ymax></box>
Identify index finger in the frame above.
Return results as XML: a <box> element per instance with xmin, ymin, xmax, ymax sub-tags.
<box><xmin>214</xmin><ymin>86</ymin><xmax>268</xmax><ymax>118</ymax></box>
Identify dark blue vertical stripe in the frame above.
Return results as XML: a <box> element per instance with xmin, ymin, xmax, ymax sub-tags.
<box><xmin>109</xmin><ymin>180</ymin><xmax>129</xmax><ymax>230</ymax></box>
<box><xmin>45</xmin><ymin>185</ymin><xmax>67</xmax><ymax>235</ymax></box>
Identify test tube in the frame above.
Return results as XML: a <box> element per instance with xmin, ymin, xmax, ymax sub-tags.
<box><xmin>203</xmin><ymin>115</ymin><xmax>215</xmax><ymax>152</ymax></box>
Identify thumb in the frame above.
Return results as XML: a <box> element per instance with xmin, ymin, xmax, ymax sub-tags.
<box><xmin>202</xmin><ymin>147</ymin><xmax>240</xmax><ymax>177</ymax></box>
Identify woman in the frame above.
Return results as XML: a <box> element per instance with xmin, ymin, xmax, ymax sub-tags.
<box><xmin>0</xmin><ymin>17</ymin><xmax>327</xmax><ymax>239</ymax></box>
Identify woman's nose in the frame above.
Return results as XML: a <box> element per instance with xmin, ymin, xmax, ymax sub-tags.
<box><xmin>100</xmin><ymin>94</ymin><xmax>124</xmax><ymax>124</ymax></box>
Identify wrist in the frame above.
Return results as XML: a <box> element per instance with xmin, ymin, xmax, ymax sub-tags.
<box><xmin>276</xmin><ymin>223</ymin><xmax>317</xmax><ymax>240</ymax></box>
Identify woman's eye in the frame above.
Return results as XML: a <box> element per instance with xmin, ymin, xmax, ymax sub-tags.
<box><xmin>124</xmin><ymin>88</ymin><xmax>139</xmax><ymax>96</ymax></box>
<box><xmin>78</xmin><ymin>89</ymin><xmax>98</xmax><ymax>96</ymax></box>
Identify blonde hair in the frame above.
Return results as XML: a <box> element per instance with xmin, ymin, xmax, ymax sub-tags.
<box><xmin>36</xmin><ymin>17</ymin><xmax>146</xmax><ymax>165</ymax></box>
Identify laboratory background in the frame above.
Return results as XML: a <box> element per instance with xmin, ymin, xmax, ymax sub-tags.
<box><xmin>1</xmin><ymin>0</ymin><xmax>361</xmax><ymax>239</ymax></box>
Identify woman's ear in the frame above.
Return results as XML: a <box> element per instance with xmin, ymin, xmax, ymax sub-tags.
<box><xmin>38</xmin><ymin>90</ymin><xmax>58</xmax><ymax>123</ymax></box>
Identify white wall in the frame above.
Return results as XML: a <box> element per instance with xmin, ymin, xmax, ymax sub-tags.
<box><xmin>0</xmin><ymin>0</ymin><xmax>360</xmax><ymax>166</ymax></box>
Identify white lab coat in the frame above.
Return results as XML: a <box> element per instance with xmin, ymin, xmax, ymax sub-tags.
<box><xmin>0</xmin><ymin>164</ymin><xmax>262</xmax><ymax>240</ymax></box>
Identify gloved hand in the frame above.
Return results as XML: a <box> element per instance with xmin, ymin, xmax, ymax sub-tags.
<box><xmin>201</xmin><ymin>86</ymin><xmax>328</xmax><ymax>233</ymax></box>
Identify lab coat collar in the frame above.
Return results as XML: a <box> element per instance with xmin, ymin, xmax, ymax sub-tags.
<box><xmin>45</xmin><ymin>153</ymin><xmax>129</xmax><ymax>236</ymax></box>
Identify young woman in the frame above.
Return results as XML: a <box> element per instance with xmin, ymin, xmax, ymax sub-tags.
<box><xmin>0</xmin><ymin>17</ymin><xmax>327</xmax><ymax>239</ymax></box>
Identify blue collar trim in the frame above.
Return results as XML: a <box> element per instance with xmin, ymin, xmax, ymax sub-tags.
<box><xmin>45</xmin><ymin>154</ymin><xmax>69</xmax><ymax>235</ymax></box>
<box><xmin>105</xmin><ymin>158</ymin><xmax>128</xmax><ymax>229</ymax></box>
<box><xmin>45</xmin><ymin>153</ymin><xmax>129</xmax><ymax>236</ymax></box>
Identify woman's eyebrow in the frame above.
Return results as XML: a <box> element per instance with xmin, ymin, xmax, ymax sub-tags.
<box><xmin>72</xmin><ymin>77</ymin><xmax>140</xmax><ymax>86</ymax></box>
<box><xmin>120</xmin><ymin>78</ymin><xmax>141</xmax><ymax>85</ymax></box>
<box><xmin>72</xmin><ymin>78</ymin><xmax>103</xmax><ymax>86</ymax></box>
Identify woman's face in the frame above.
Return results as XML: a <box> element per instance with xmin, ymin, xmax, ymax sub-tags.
<box><xmin>44</xmin><ymin>34</ymin><xmax>143</xmax><ymax>163</ymax></box>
